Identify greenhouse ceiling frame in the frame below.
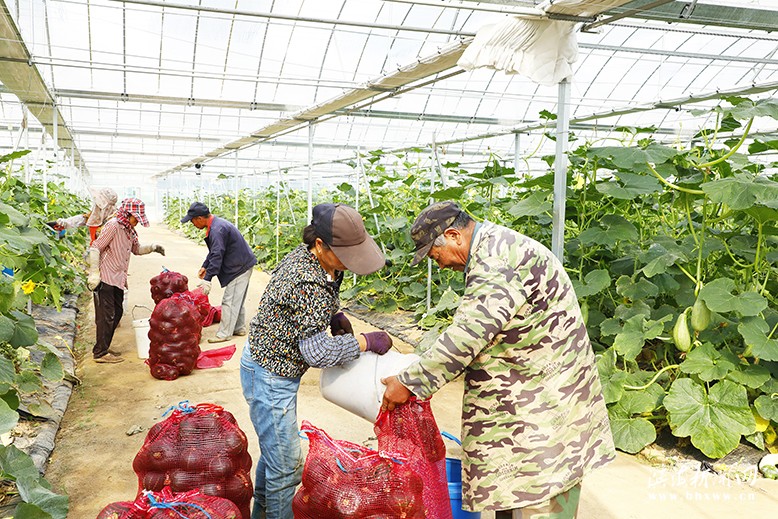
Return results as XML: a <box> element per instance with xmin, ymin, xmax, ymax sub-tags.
<box><xmin>150</xmin><ymin>0</ymin><xmax>778</xmax><ymax>182</ymax></box>
<box><xmin>0</xmin><ymin>3</ymin><xmax>87</xmax><ymax>172</ymax></box>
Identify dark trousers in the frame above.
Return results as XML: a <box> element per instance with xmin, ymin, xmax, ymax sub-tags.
<box><xmin>93</xmin><ymin>282</ymin><xmax>124</xmax><ymax>358</ymax></box>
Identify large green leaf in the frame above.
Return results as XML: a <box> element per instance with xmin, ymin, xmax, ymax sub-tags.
<box><xmin>613</xmin><ymin>315</ymin><xmax>666</xmax><ymax>360</ymax></box>
<box><xmin>506</xmin><ymin>192</ymin><xmax>552</xmax><ymax>218</ymax></box>
<box><xmin>698</xmin><ymin>278</ymin><xmax>767</xmax><ymax>317</ymax></box>
<box><xmin>607</xmin><ymin>384</ymin><xmax>663</xmax><ymax>454</ymax></box>
<box><xmin>702</xmin><ymin>175</ymin><xmax>778</xmax><ymax>211</ymax></box>
<box><xmin>0</xmin><ymin>314</ymin><xmax>14</xmax><ymax>342</ymax></box>
<box><xmin>0</xmin><ymin>150</ymin><xmax>31</xmax><ymax>164</ymax></box>
<box><xmin>589</xmin><ymin>143</ymin><xmax>677</xmax><ymax>169</ymax></box>
<box><xmin>596</xmin><ymin>348</ymin><xmax>627</xmax><ymax>404</ymax></box>
<box><xmin>0</xmin><ymin>444</ymin><xmax>39</xmax><ymax>481</ymax></box>
<box><xmin>40</xmin><ymin>353</ymin><xmax>63</xmax><ymax>382</ymax></box>
<box><xmin>578</xmin><ymin>215</ymin><xmax>638</xmax><ymax>246</ymax></box>
<box><xmin>619</xmin><ymin>383</ymin><xmax>664</xmax><ymax>414</ymax></box>
<box><xmin>748</xmin><ymin>139</ymin><xmax>778</xmax><ymax>154</ymax></box>
<box><xmin>15</xmin><ymin>371</ymin><xmax>42</xmax><ymax>393</ymax></box>
<box><xmin>738</xmin><ymin>316</ymin><xmax>778</xmax><ymax>361</ymax></box>
<box><xmin>12</xmin><ymin>502</ymin><xmax>55</xmax><ymax>519</ymax></box>
<box><xmin>16</xmin><ymin>476</ymin><xmax>68</xmax><ymax>519</ymax></box>
<box><xmin>0</xmin><ymin>202</ymin><xmax>29</xmax><ymax>226</ymax></box>
<box><xmin>0</xmin><ymin>357</ymin><xmax>15</xmax><ymax>386</ymax></box>
<box><xmin>571</xmin><ymin>269</ymin><xmax>611</xmax><ymax>298</ymax></box>
<box><xmin>664</xmin><ymin>379</ymin><xmax>755</xmax><ymax>459</ymax></box>
<box><xmin>615</xmin><ymin>275</ymin><xmax>659</xmax><ymax>301</ymax></box>
<box><xmin>0</xmin><ymin>276</ymin><xmax>14</xmax><ymax>314</ymax></box>
<box><xmin>0</xmin><ymin>398</ymin><xmax>18</xmax><ymax>435</ymax></box>
<box><xmin>9</xmin><ymin>311</ymin><xmax>38</xmax><ymax>347</ymax></box>
<box><xmin>608</xmin><ymin>414</ymin><xmax>656</xmax><ymax>454</ymax></box>
<box><xmin>0</xmin><ymin>388</ymin><xmax>19</xmax><ymax>411</ymax></box>
<box><xmin>596</xmin><ymin>171</ymin><xmax>662</xmax><ymax>200</ymax></box>
<box><xmin>754</xmin><ymin>394</ymin><xmax>778</xmax><ymax>422</ymax></box>
<box><xmin>680</xmin><ymin>343</ymin><xmax>738</xmax><ymax>381</ymax></box>
<box><xmin>638</xmin><ymin>239</ymin><xmax>689</xmax><ymax>278</ymax></box>
<box><xmin>726</xmin><ymin>363</ymin><xmax>772</xmax><ymax>389</ymax></box>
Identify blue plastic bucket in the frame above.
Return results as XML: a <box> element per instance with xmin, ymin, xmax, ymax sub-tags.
<box><xmin>442</xmin><ymin>432</ymin><xmax>481</xmax><ymax>519</ymax></box>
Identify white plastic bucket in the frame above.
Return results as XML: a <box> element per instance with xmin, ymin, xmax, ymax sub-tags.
<box><xmin>320</xmin><ymin>349</ymin><xmax>420</xmax><ymax>422</ymax></box>
<box><xmin>132</xmin><ymin>305</ymin><xmax>152</xmax><ymax>359</ymax></box>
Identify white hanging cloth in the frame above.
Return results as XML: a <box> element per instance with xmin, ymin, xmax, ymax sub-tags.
<box><xmin>457</xmin><ymin>0</ymin><xmax>636</xmax><ymax>86</ymax></box>
<box><xmin>457</xmin><ymin>15</ymin><xmax>578</xmax><ymax>86</ymax></box>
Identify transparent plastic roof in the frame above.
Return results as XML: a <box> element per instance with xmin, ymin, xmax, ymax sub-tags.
<box><xmin>0</xmin><ymin>0</ymin><xmax>777</xmax><ymax>190</ymax></box>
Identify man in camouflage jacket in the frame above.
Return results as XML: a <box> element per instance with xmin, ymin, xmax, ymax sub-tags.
<box><xmin>382</xmin><ymin>201</ymin><xmax>615</xmax><ymax>518</ymax></box>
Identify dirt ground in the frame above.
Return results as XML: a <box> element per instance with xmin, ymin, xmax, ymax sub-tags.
<box><xmin>45</xmin><ymin>224</ymin><xmax>778</xmax><ymax>518</ymax></box>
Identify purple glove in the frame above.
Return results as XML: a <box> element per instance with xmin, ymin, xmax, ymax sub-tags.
<box><xmin>330</xmin><ymin>312</ymin><xmax>354</xmax><ymax>336</ymax></box>
<box><xmin>362</xmin><ymin>332</ymin><xmax>393</xmax><ymax>355</ymax></box>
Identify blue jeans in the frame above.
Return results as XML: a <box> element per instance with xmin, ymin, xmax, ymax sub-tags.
<box><xmin>240</xmin><ymin>345</ymin><xmax>303</xmax><ymax>519</ymax></box>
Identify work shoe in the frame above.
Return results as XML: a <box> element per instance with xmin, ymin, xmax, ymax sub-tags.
<box><xmin>94</xmin><ymin>353</ymin><xmax>125</xmax><ymax>364</ymax></box>
<box><xmin>107</xmin><ymin>349</ymin><xmax>123</xmax><ymax>356</ymax></box>
<box><xmin>207</xmin><ymin>336</ymin><xmax>228</xmax><ymax>344</ymax></box>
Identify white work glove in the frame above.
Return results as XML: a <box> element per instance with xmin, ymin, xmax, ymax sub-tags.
<box><xmin>87</xmin><ymin>247</ymin><xmax>101</xmax><ymax>290</ymax></box>
<box><xmin>138</xmin><ymin>243</ymin><xmax>165</xmax><ymax>256</ymax></box>
<box><xmin>198</xmin><ymin>279</ymin><xmax>212</xmax><ymax>295</ymax></box>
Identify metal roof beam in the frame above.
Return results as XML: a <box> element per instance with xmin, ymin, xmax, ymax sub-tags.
<box><xmin>264</xmin><ymin>79</ymin><xmax>778</xmax><ymax>176</ymax></box>
<box><xmin>154</xmin><ymin>39</ymin><xmax>471</xmax><ymax>178</ymax></box>
<box><xmin>52</xmin><ymin>89</ymin><xmax>303</xmax><ymax>113</ymax></box>
<box><xmin>604</xmin><ymin>0</ymin><xmax>778</xmax><ymax>33</ymax></box>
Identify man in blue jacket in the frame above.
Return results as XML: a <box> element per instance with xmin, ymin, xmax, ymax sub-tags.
<box><xmin>182</xmin><ymin>202</ymin><xmax>258</xmax><ymax>343</ymax></box>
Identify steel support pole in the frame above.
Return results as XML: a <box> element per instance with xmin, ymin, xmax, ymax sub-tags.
<box><xmin>23</xmin><ymin>107</ymin><xmax>29</xmax><ymax>183</ymax></box>
<box><xmin>426</xmin><ymin>151</ymin><xmax>436</xmax><ymax>313</ymax></box>
<box><xmin>355</xmin><ymin>147</ymin><xmax>361</xmax><ymax>213</ymax></box>
<box><xmin>432</xmin><ymin>132</ymin><xmax>447</xmax><ymax>189</ymax></box>
<box><xmin>276</xmin><ymin>166</ymin><xmax>281</xmax><ymax>265</ymax></box>
<box><xmin>513</xmin><ymin>132</ymin><xmax>520</xmax><ymax>175</ymax></box>
<box><xmin>307</xmin><ymin>123</ymin><xmax>314</xmax><ymax>223</ymax></box>
<box><xmin>47</xmin><ymin>105</ymin><xmax>57</xmax><ymax>215</ymax></box>
<box><xmin>234</xmin><ymin>154</ymin><xmax>239</xmax><ymax>228</ymax></box>
<box><xmin>551</xmin><ymin>79</ymin><xmax>571</xmax><ymax>262</ymax></box>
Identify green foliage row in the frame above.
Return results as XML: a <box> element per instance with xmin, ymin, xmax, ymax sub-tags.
<box><xmin>0</xmin><ymin>150</ymin><xmax>84</xmax><ymax>518</ymax></box>
<box><xmin>165</xmin><ymin>97</ymin><xmax>778</xmax><ymax>460</ymax></box>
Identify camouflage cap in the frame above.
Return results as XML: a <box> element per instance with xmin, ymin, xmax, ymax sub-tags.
<box><xmin>410</xmin><ymin>201</ymin><xmax>462</xmax><ymax>266</ymax></box>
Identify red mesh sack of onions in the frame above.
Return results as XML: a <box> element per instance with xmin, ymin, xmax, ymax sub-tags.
<box><xmin>147</xmin><ymin>292</ymin><xmax>202</xmax><ymax>380</ymax></box>
<box><xmin>292</xmin><ymin>420</ymin><xmax>424</xmax><ymax>519</ymax></box>
<box><xmin>132</xmin><ymin>403</ymin><xmax>253</xmax><ymax>519</ymax></box>
<box><xmin>150</xmin><ymin>270</ymin><xmax>189</xmax><ymax>305</ymax></box>
<box><xmin>96</xmin><ymin>486</ymin><xmax>242</xmax><ymax>518</ymax></box>
<box><xmin>186</xmin><ymin>287</ymin><xmax>221</xmax><ymax>327</ymax></box>
<box><xmin>375</xmin><ymin>397</ymin><xmax>452</xmax><ymax>519</ymax></box>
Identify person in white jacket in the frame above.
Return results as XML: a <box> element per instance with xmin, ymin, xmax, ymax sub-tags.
<box><xmin>51</xmin><ymin>187</ymin><xmax>118</xmax><ymax>244</ymax></box>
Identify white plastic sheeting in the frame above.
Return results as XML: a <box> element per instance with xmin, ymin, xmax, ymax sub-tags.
<box><xmin>458</xmin><ymin>15</ymin><xmax>578</xmax><ymax>86</ymax></box>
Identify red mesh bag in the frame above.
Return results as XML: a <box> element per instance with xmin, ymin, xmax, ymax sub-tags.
<box><xmin>203</xmin><ymin>305</ymin><xmax>222</xmax><ymax>327</ymax></box>
<box><xmin>132</xmin><ymin>403</ymin><xmax>253</xmax><ymax>519</ymax></box>
<box><xmin>96</xmin><ymin>487</ymin><xmax>242</xmax><ymax>518</ymax></box>
<box><xmin>187</xmin><ymin>288</ymin><xmax>221</xmax><ymax>327</ymax></box>
<box><xmin>150</xmin><ymin>271</ymin><xmax>189</xmax><ymax>305</ymax></box>
<box><xmin>293</xmin><ymin>420</ymin><xmax>424</xmax><ymax>518</ymax></box>
<box><xmin>147</xmin><ymin>292</ymin><xmax>202</xmax><ymax>380</ymax></box>
<box><xmin>375</xmin><ymin>398</ymin><xmax>452</xmax><ymax>519</ymax></box>
<box><xmin>187</xmin><ymin>288</ymin><xmax>211</xmax><ymax>323</ymax></box>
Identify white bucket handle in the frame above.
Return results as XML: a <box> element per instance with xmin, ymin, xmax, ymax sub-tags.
<box><xmin>132</xmin><ymin>304</ymin><xmax>152</xmax><ymax>320</ymax></box>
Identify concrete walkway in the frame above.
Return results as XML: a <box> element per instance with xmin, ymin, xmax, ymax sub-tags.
<box><xmin>45</xmin><ymin>223</ymin><xmax>778</xmax><ymax>518</ymax></box>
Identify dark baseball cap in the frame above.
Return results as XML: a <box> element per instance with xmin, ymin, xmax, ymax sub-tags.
<box><xmin>312</xmin><ymin>203</ymin><xmax>385</xmax><ymax>275</ymax></box>
<box><xmin>180</xmin><ymin>202</ymin><xmax>210</xmax><ymax>223</ymax></box>
<box><xmin>410</xmin><ymin>201</ymin><xmax>463</xmax><ymax>266</ymax></box>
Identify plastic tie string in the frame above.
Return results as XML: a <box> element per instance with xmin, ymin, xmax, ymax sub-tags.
<box><xmin>162</xmin><ymin>400</ymin><xmax>196</xmax><ymax>417</ymax></box>
<box><xmin>144</xmin><ymin>491</ymin><xmax>212</xmax><ymax>519</ymax></box>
